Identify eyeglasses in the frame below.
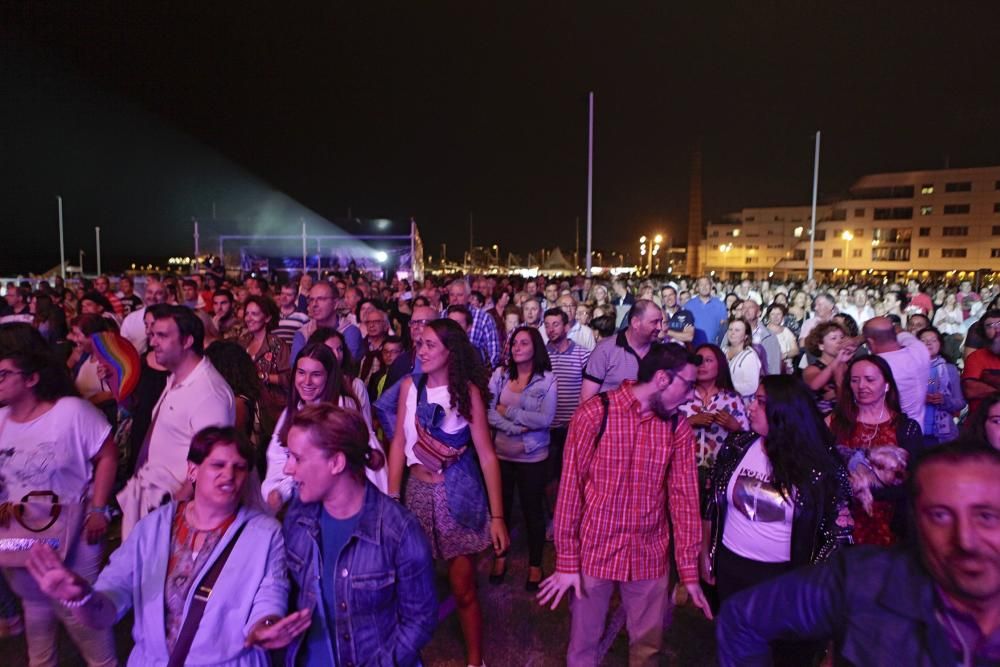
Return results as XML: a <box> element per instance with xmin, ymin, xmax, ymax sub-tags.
<box><xmin>409</xmin><ymin>318</ymin><xmax>433</xmax><ymax>328</ymax></box>
<box><xmin>986</xmin><ymin>321</ymin><xmax>1000</xmax><ymax>330</ymax></box>
<box><xmin>0</xmin><ymin>369</ymin><xmax>25</xmax><ymax>383</ymax></box>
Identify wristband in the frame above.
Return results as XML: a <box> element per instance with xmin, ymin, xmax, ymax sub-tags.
<box><xmin>61</xmin><ymin>589</ymin><xmax>94</xmax><ymax>609</ymax></box>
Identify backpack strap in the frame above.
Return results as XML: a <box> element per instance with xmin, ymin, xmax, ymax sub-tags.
<box><xmin>592</xmin><ymin>392</ymin><xmax>610</xmax><ymax>450</ymax></box>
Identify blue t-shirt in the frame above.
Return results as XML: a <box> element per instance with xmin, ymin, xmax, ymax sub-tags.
<box><xmin>319</xmin><ymin>508</ymin><xmax>362</xmax><ymax>666</ymax></box>
<box><xmin>686</xmin><ymin>297</ymin><xmax>728</xmax><ymax>346</ymax></box>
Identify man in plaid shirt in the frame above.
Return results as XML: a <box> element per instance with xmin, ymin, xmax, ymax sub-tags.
<box><xmin>539</xmin><ymin>343</ymin><xmax>712</xmax><ymax>666</ymax></box>
<box><xmin>444</xmin><ymin>279</ymin><xmax>501</xmax><ymax>369</ymax></box>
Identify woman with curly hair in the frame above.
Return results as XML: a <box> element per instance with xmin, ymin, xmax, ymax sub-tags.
<box><xmin>802</xmin><ymin>320</ymin><xmax>853</xmax><ymax>416</ymax></box>
<box><xmin>388</xmin><ymin>318</ymin><xmax>509</xmax><ymax>667</ymax></box>
<box><xmin>238</xmin><ymin>295</ymin><xmax>290</xmax><ymax>442</ymax></box>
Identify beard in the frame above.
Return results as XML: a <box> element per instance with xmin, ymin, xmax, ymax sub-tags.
<box><xmin>649</xmin><ymin>391</ymin><xmax>676</xmax><ymax>422</ymax></box>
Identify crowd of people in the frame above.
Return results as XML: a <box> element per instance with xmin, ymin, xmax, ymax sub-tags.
<box><xmin>0</xmin><ymin>266</ymin><xmax>998</xmax><ymax>666</ymax></box>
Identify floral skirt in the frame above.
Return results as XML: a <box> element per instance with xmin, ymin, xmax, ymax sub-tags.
<box><xmin>406</xmin><ymin>476</ymin><xmax>490</xmax><ymax>561</ymax></box>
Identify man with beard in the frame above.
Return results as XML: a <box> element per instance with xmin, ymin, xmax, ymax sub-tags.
<box><xmin>962</xmin><ymin>309</ymin><xmax>1000</xmax><ymax>416</ymax></box>
<box><xmin>539</xmin><ymin>344</ymin><xmax>713</xmax><ymax>665</ymax></box>
<box><xmin>717</xmin><ymin>439</ymin><xmax>1000</xmax><ymax>666</ymax></box>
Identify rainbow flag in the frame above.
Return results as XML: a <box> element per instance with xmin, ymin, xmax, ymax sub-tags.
<box><xmin>90</xmin><ymin>332</ymin><xmax>141</xmax><ymax>402</ymax></box>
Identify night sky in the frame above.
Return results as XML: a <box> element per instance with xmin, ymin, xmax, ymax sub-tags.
<box><xmin>4</xmin><ymin>2</ymin><xmax>1000</xmax><ymax>275</ymax></box>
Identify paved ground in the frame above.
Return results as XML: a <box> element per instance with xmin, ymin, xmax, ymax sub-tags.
<box><xmin>2</xmin><ymin>521</ymin><xmax>718</xmax><ymax>666</ymax></box>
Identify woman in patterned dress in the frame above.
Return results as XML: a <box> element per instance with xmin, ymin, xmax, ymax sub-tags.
<box><xmin>829</xmin><ymin>355</ymin><xmax>922</xmax><ymax>546</ymax></box>
<box><xmin>679</xmin><ymin>344</ymin><xmax>750</xmax><ymax>503</ymax></box>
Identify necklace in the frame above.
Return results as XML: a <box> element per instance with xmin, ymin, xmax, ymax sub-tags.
<box><xmin>857</xmin><ymin>405</ymin><xmax>886</xmax><ymax>449</ymax></box>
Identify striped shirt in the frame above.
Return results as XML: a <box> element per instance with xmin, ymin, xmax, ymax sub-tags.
<box><xmin>554</xmin><ymin>382</ymin><xmax>701</xmax><ymax>583</ymax></box>
<box><xmin>546</xmin><ymin>339</ymin><xmax>591</xmax><ymax>427</ymax></box>
<box><xmin>274</xmin><ymin>309</ymin><xmax>310</xmax><ymax>346</ymax></box>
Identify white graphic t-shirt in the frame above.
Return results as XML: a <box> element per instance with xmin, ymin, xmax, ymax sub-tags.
<box><xmin>0</xmin><ymin>397</ymin><xmax>110</xmax><ymax>504</ymax></box>
<box><xmin>722</xmin><ymin>438</ymin><xmax>795</xmax><ymax>563</ymax></box>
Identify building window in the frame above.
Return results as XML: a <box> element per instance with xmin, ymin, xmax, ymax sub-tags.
<box><xmin>792</xmin><ymin>249</ymin><xmax>806</xmax><ymax>261</ymax></box>
<box><xmin>833</xmin><ymin>229</ymin><xmax>841</xmax><ymax>238</ymax></box>
<box><xmin>919</xmin><ymin>227</ymin><xmax>931</xmax><ymax>237</ymax></box>
<box><xmin>993</xmin><ymin>249</ymin><xmax>1000</xmax><ymax>258</ymax></box>
<box><xmin>920</xmin><ymin>206</ymin><xmax>933</xmax><ymax>216</ymax></box>
<box><xmin>918</xmin><ymin>248</ymin><xmax>929</xmax><ymax>258</ymax></box>
<box><xmin>921</xmin><ymin>184</ymin><xmax>934</xmax><ymax>195</ymax></box>
<box><xmin>994</xmin><ymin>226</ymin><xmax>1000</xmax><ymax>236</ymax></box>
<box><xmin>745</xmin><ymin>257</ymin><xmax>755</xmax><ymax>264</ymax></box>
<box><xmin>994</xmin><ymin>203</ymin><xmax>1000</xmax><ymax>213</ymax></box>
<box><xmin>942</xmin><ymin>226</ymin><xmax>969</xmax><ymax>236</ymax></box>
<box><xmin>852</xmin><ymin>249</ymin><xmax>863</xmax><ymax>258</ymax></box>
<box><xmin>942</xmin><ymin>248</ymin><xmax>967</xmax><ymax>258</ymax></box>
<box><xmin>945</xmin><ymin>181</ymin><xmax>972</xmax><ymax>192</ymax></box>
<box><xmin>832</xmin><ymin>249</ymin><xmax>843</xmax><ymax>258</ymax></box>
<box><xmin>873</xmin><ymin>207</ymin><xmax>913</xmax><ymax>220</ymax></box>
<box><xmin>814</xmin><ymin>249</ymin><xmax>823</xmax><ymax>258</ymax></box>
<box><xmin>831</xmin><ymin>209</ymin><xmax>847</xmax><ymax>221</ymax></box>
<box><xmin>854</xmin><ymin>208</ymin><xmax>865</xmax><ymax>217</ymax></box>
<box><xmin>814</xmin><ymin>230</ymin><xmax>826</xmax><ymax>241</ymax></box>
<box><xmin>944</xmin><ymin>204</ymin><xmax>971</xmax><ymax>215</ymax></box>
<box><xmin>744</xmin><ymin>216</ymin><xmax>755</xmax><ymax>222</ymax></box>
<box><xmin>995</xmin><ymin>180</ymin><xmax>1000</xmax><ymax>190</ymax></box>
<box><xmin>710</xmin><ymin>231</ymin><xmax>719</xmax><ymax>237</ymax></box>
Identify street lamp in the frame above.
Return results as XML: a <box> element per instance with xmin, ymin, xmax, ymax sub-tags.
<box><xmin>719</xmin><ymin>243</ymin><xmax>733</xmax><ymax>279</ymax></box>
<box><xmin>492</xmin><ymin>244</ymin><xmax>499</xmax><ymax>266</ymax></box>
<box><xmin>841</xmin><ymin>231</ymin><xmax>853</xmax><ymax>279</ymax></box>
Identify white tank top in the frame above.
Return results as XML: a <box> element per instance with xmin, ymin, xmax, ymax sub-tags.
<box><xmin>403</xmin><ymin>381</ymin><xmax>469</xmax><ymax>468</ymax></box>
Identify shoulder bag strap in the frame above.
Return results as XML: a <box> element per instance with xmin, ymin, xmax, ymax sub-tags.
<box><xmin>167</xmin><ymin>521</ymin><xmax>248</xmax><ymax>667</ymax></box>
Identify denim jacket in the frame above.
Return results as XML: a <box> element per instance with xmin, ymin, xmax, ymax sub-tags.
<box><xmin>283</xmin><ymin>483</ymin><xmax>438</xmax><ymax>667</ymax></box>
<box><xmin>487</xmin><ymin>369</ymin><xmax>558</xmax><ymax>456</ymax></box>
<box><xmin>414</xmin><ymin>373</ymin><xmax>487</xmax><ymax>530</ymax></box>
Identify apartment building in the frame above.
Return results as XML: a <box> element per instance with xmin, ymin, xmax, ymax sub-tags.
<box><xmin>701</xmin><ymin>166</ymin><xmax>1000</xmax><ymax>281</ymax></box>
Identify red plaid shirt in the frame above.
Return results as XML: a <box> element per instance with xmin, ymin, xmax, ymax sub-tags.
<box><xmin>554</xmin><ymin>381</ymin><xmax>701</xmax><ymax>583</ymax></box>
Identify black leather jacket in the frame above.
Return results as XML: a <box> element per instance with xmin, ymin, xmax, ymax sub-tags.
<box><xmin>703</xmin><ymin>430</ymin><xmax>854</xmax><ymax>571</ymax></box>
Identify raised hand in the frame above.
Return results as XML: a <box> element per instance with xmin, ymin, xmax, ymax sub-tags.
<box><xmin>26</xmin><ymin>543</ymin><xmax>88</xmax><ymax>603</ymax></box>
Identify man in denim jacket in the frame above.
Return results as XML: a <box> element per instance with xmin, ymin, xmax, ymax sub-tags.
<box><xmin>282</xmin><ymin>403</ymin><xmax>438</xmax><ymax>666</ymax></box>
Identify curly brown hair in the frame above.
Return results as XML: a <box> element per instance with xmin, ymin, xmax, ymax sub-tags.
<box><xmin>804</xmin><ymin>320</ymin><xmax>848</xmax><ymax>358</ymax></box>
<box><xmin>426</xmin><ymin>318</ymin><xmax>491</xmax><ymax>421</ymax></box>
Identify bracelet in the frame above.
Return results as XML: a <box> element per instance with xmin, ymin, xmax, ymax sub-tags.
<box><xmin>61</xmin><ymin>589</ymin><xmax>95</xmax><ymax>609</ymax></box>
<box><xmin>87</xmin><ymin>506</ymin><xmax>112</xmax><ymax>521</ymax></box>
<box><xmin>490</xmin><ymin>515</ymin><xmax>505</xmax><ymax>521</ymax></box>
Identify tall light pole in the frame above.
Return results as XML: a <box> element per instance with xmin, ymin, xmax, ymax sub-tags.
<box><xmin>585</xmin><ymin>92</ymin><xmax>594</xmax><ymax>276</ymax></box>
<box><xmin>807</xmin><ymin>131</ymin><xmax>821</xmax><ymax>281</ymax></box>
<box><xmin>492</xmin><ymin>244</ymin><xmax>499</xmax><ymax>267</ymax></box>
<box><xmin>56</xmin><ymin>197</ymin><xmax>67</xmax><ymax>279</ymax></box>
<box><xmin>95</xmin><ymin>227</ymin><xmax>102</xmax><ymax>276</ymax></box>
<box><xmin>841</xmin><ymin>230</ymin><xmax>853</xmax><ymax>280</ymax></box>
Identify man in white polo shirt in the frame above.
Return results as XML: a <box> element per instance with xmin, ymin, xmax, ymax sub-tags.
<box><xmin>117</xmin><ymin>305</ymin><xmax>234</xmax><ymax>537</ymax></box>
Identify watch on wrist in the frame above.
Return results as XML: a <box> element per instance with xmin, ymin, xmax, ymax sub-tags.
<box><xmin>87</xmin><ymin>506</ymin><xmax>112</xmax><ymax>522</ymax></box>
